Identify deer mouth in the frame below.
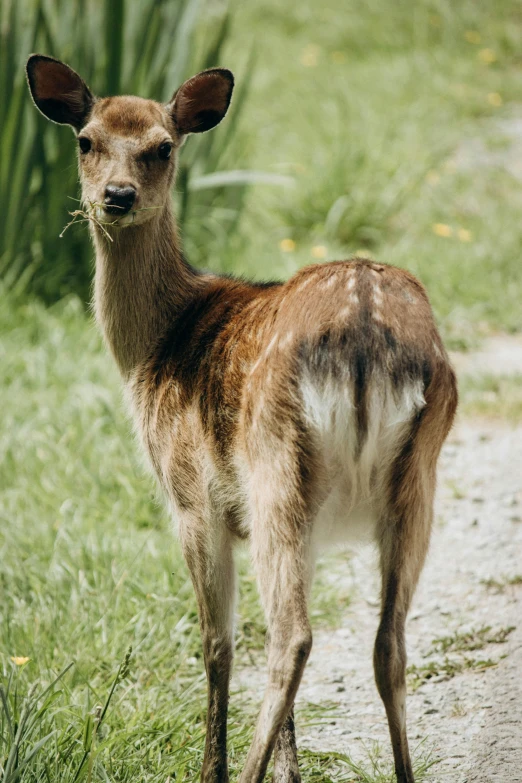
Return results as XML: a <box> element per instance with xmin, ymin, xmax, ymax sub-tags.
<box><xmin>97</xmin><ymin>205</ymin><xmax>155</xmax><ymax>229</ymax></box>
<box><xmin>104</xmin><ymin>204</ymin><xmax>129</xmax><ymax>216</ymax></box>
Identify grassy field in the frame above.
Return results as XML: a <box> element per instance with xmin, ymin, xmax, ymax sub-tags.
<box><xmin>1</xmin><ymin>0</ymin><xmax>522</xmax><ymax>780</ymax></box>
<box><xmin>221</xmin><ymin>0</ymin><xmax>522</xmax><ymax>345</ymax></box>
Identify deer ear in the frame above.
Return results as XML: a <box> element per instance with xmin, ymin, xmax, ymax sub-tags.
<box><xmin>169</xmin><ymin>68</ymin><xmax>234</xmax><ymax>136</ymax></box>
<box><xmin>26</xmin><ymin>54</ymin><xmax>94</xmax><ymax>131</ymax></box>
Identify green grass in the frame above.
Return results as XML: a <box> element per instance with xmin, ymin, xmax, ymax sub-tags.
<box><xmin>458</xmin><ymin>374</ymin><xmax>522</xmax><ymax>421</ymax></box>
<box><xmin>429</xmin><ymin>625</ymin><xmax>515</xmax><ymax>654</ymax></box>
<box><xmin>297</xmin><ymin>742</ymin><xmax>437</xmax><ymax>783</ymax></box>
<box><xmin>407</xmin><ymin>657</ymin><xmax>498</xmax><ymax>692</ymax></box>
<box><xmin>406</xmin><ymin>625</ymin><xmax>515</xmax><ymax>692</ymax></box>
<box><xmin>481</xmin><ymin>574</ymin><xmax>522</xmax><ymax>592</ymax></box>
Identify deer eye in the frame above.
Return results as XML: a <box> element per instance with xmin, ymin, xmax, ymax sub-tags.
<box><xmin>158</xmin><ymin>141</ymin><xmax>172</xmax><ymax>160</ymax></box>
<box><xmin>78</xmin><ymin>137</ymin><xmax>92</xmax><ymax>154</ymax></box>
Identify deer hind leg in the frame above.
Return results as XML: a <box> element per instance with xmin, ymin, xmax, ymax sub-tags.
<box><xmin>263</xmin><ymin>627</ymin><xmax>301</xmax><ymax>782</ymax></box>
<box><xmin>273</xmin><ymin>707</ymin><xmax>301</xmax><ymax>783</ymax></box>
<box><xmin>179</xmin><ymin>517</ymin><xmax>235</xmax><ymax>783</ymax></box>
<box><xmin>374</xmin><ymin>420</ymin><xmax>445</xmax><ymax>783</ymax></box>
<box><xmin>374</xmin><ymin>365</ymin><xmax>456</xmax><ymax>783</ymax></box>
<box><xmin>238</xmin><ymin>508</ymin><xmax>313</xmax><ymax>783</ymax></box>
<box><xmin>374</xmin><ymin>529</ymin><xmax>428</xmax><ymax>783</ymax></box>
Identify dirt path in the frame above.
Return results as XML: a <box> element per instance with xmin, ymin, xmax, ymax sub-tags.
<box><xmin>449</xmin><ymin>335</ymin><xmax>522</xmax><ymax>378</ymax></box>
<box><xmin>467</xmin><ymin>622</ymin><xmax>522</xmax><ymax>783</ymax></box>
<box><xmin>234</xmin><ymin>420</ymin><xmax>522</xmax><ymax>781</ymax></box>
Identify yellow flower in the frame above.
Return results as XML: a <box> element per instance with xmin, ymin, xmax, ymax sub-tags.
<box><xmin>464</xmin><ymin>30</ymin><xmax>481</xmax><ymax>44</ymax></box>
<box><xmin>311</xmin><ymin>245</ymin><xmax>327</xmax><ymax>259</ymax></box>
<box><xmin>425</xmin><ymin>170</ymin><xmax>440</xmax><ymax>185</ymax></box>
<box><xmin>300</xmin><ymin>45</ymin><xmax>320</xmax><ymax>68</ymax></box>
<box><xmin>488</xmin><ymin>92</ymin><xmax>503</xmax><ymax>107</ymax></box>
<box><xmin>458</xmin><ymin>228</ymin><xmax>472</xmax><ymax>242</ymax></box>
<box><xmin>11</xmin><ymin>656</ymin><xmax>30</xmax><ymax>666</ymax></box>
<box><xmin>432</xmin><ymin>223</ymin><xmax>452</xmax><ymax>238</ymax></box>
<box><xmin>478</xmin><ymin>48</ymin><xmax>496</xmax><ymax>64</ymax></box>
<box><xmin>331</xmin><ymin>51</ymin><xmax>346</xmax><ymax>64</ymax></box>
<box><xmin>279</xmin><ymin>238</ymin><xmax>296</xmax><ymax>252</ymax></box>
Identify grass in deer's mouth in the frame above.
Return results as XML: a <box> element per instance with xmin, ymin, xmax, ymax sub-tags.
<box><xmin>59</xmin><ymin>200</ymin><xmax>163</xmax><ymax>240</ymax></box>
<box><xmin>59</xmin><ymin>203</ymin><xmax>118</xmax><ymax>241</ymax></box>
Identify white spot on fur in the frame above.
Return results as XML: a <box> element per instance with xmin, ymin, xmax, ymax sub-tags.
<box><xmin>265</xmin><ymin>335</ymin><xmax>278</xmax><ymax>356</ymax></box>
<box><xmin>297</xmin><ymin>277</ymin><xmax>314</xmax><ymax>293</ymax></box>
<box><xmin>372</xmin><ymin>285</ymin><xmax>384</xmax><ymax>306</ymax></box>
<box><xmin>249</xmin><ymin>355</ymin><xmax>263</xmax><ymax>378</ymax></box>
<box><xmin>280</xmin><ymin>331</ymin><xmax>294</xmax><ymax>348</ymax></box>
<box><xmin>346</xmin><ymin>276</ymin><xmax>357</xmax><ymax>292</ymax></box>
<box><xmin>372</xmin><ymin>284</ymin><xmax>384</xmax><ymax>323</ymax></box>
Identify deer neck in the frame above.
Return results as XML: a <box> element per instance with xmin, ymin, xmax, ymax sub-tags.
<box><xmin>92</xmin><ymin>202</ymin><xmax>201</xmax><ymax>378</ymax></box>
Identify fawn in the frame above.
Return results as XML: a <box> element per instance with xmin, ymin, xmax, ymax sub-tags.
<box><xmin>27</xmin><ymin>54</ymin><xmax>457</xmax><ymax>783</ymax></box>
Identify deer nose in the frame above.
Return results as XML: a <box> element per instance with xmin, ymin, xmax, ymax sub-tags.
<box><xmin>104</xmin><ymin>184</ymin><xmax>136</xmax><ymax>215</ymax></box>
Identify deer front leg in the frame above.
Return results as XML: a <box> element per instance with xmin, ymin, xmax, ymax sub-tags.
<box><xmin>180</xmin><ymin>519</ymin><xmax>235</xmax><ymax>783</ymax></box>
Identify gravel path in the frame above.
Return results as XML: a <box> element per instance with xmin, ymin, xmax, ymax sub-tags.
<box><xmin>450</xmin><ymin>335</ymin><xmax>522</xmax><ymax>378</ymax></box>
<box><xmin>467</xmin><ymin>623</ymin><xmax>522</xmax><ymax>782</ymax></box>
<box><xmin>234</xmin><ymin>421</ymin><xmax>522</xmax><ymax>781</ymax></box>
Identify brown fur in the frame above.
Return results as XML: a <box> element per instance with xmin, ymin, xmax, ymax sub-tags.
<box><xmin>26</xmin><ymin>55</ymin><xmax>458</xmax><ymax>783</ymax></box>
<box><xmin>96</xmin><ymin>96</ymin><xmax>167</xmax><ymax>135</ymax></box>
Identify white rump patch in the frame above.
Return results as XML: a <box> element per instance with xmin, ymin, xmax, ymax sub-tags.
<box><xmin>299</xmin><ymin>371</ymin><xmax>426</xmax><ymax>549</ymax></box>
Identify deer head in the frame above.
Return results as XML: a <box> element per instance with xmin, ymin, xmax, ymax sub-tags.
<box><xmin>26</xmin><ymin>55</ymin><xmax>234</xmax><ymax>228</ymax></box>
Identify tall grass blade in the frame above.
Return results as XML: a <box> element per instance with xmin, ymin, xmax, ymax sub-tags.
<box><xmin>190</xmin><ymin>170</ymin><xmax>295</xmax><ymax>189</ymax></box>
<box><xmin>104</xmin><ymin>0</ymin><xmax>125</xmax><ymax>96</ymax></box>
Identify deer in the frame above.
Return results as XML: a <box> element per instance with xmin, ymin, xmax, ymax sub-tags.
<box><xmin>26</xmin><ymin>53</ymin><xmax>457</xmax><ymax>783</ymax></box>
